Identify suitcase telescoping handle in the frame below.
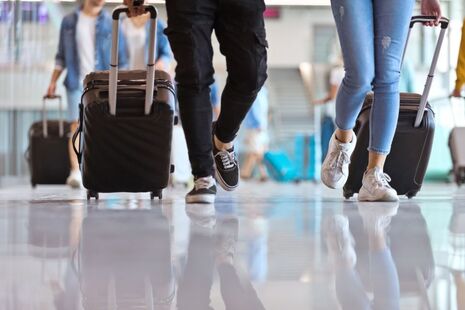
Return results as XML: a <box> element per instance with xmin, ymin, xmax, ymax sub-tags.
<box><xmin>401</xmin><ymin>15</ymin><xmax>449</xmax><ymax>128</ymax></box>
<box><xmin>109</xmin><ymin>5</ymin><xmax>158</xmax><ymax>116</ymax></box>
<box><xmin>42</xmin><ymin>95</ymin><xmax>64</xmax><ymax>138</ymax></box>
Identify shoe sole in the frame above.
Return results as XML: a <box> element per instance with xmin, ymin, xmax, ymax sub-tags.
<box><xmin>214</xmin><ymin>166</ymin><xmax>239</xmax><ymax>192</ymax></box>
<box><xmin>186</xmin><ymin>194</ymin><xmax>216</xmax><ymax>204</ymax></box>
<box><xmin>67</xmin><ymin>180</ymin><xmax>82</xmax><ymax>189</ymax></box>
<box><xmin>358</xmin><ymin>188</ymin><xmax>399</xmax><ymax>202</ymax></box>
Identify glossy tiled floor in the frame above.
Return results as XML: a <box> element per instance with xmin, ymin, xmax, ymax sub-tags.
<box><xmin>0</xmin><ymin>181</ymin><xmax>464</xmax><ymax>310</ymax></box>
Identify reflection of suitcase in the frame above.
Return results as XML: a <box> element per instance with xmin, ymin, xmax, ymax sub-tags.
<box><xmin>73</xmin><ymin>5</ymin><xmax>176</xmax><ymax>200</ymax></box>
<box><xmin>79</xmin><ymin>208</ymin><xmax>173</xmax><ymax>308</ymax></box>
<box><xmin>449</xmin><ymin>126</ymin><xmax>465</xmax><ymax>185</ymax></box>
<box><xmin>27</xmin><ymin>95</ymin><xmax>70</xmax><ymax>187</ymax></box>
<box><xmin>264</xmin><ymin>151</ymin><xmax>298</xmax><ymax>182</ymax></box>
<box><xmin>343</xmin><ymin>16</ymin><xmax>449</xmax><ymax>199</ymax></box>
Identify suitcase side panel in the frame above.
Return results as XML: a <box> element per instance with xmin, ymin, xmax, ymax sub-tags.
<box><xmin>28</xmin><ymin>121</ymin><xmax>71</xmax><ymax>185</ymax></box>
<box><xmin>81</xmin><ymin>99</ymin><xmax>174</xmax><ymax>193</ymax></box>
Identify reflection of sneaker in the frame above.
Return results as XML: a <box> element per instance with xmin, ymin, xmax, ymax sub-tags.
<box><xmin>357</xmin><ymin>201</ymin><xmax>399</xmax><ymax>236</ymax></box>
<box><xmin>323</xmin><ymin>215</ymin><xmax>356</xmax><ymax>269</ymax></box>
<box><xmin>212</xmin><ymin>123</ymin><xmax>239</xmax><ymax>191</ymax></box>
<box><xmin>358</xmin><ymin>167</ymin><xmax>398</xmax><ymax>202</ymax></box>
<box><xmin>66</xmin><ymin>170</ymin><xmax>82</xmax><ymax>189</ymax></box>
<box><xmin>215</xmin><ymin>217</ymin><xmax>239</xmax><ymax>264</ymax></box>
<box><xmin>321</xmin><ymin>131</ymin><xmax>356</xmax><ymax>189</ymax></box>
<box><xmin>185</xmin><ymin>203</ymin><xmax>216</xmax><ymax>230</ymax></box>
<box><xmin>186</xmin><ymin>176</ymin><xmax>216</xmax><ymax>204</ymax></box>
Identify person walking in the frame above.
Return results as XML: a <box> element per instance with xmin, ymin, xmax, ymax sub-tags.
<box><xmin>46</xmin><ymin>0</ymin><xmax>128</xmax><ymax>188</ymax></box>
<box><xmin>159</xmin><ymin>0</ymin><xmax>268</xmax><ymax>203</ymax></box>
<box><xmin>321</xmin><ymin>0</ymin><xmax>442</xmax><ymax>201</ymax></box>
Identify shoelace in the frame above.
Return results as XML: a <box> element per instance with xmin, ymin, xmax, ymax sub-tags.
<box><xmin>195</xmin><ymin>177</ymin><xmax>213</xmax><ymax>190</ymax></box>
<box><xmin>373</xmin><ymin>171</ymin><xmax>393</xmax><ymax>188</ymax></box>
<box><xmin>217</xmin><ymin>151</ymin><xmax>236</xmax><ymax>170</ymax></box>
<box><xmin>328</xmin><ymin>145</ymin><xmax>351</xmax><ymax>170</ymax></box>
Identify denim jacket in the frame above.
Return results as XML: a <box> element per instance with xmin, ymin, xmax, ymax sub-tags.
<box><xmin>55</xmin><ymin>8</ymin><xmax>128</xmax><ymax>91</ymax></box>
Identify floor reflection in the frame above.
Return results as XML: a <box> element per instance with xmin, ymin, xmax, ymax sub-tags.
<box><xmin>1</xmin><ymin>183</ymin><xmax>465</xmax><ymax>309</ymax></box>
<box><xmin>324</xmin><ymin>202</ymin><xmax>434</xmax><ymax>310</ymax></box>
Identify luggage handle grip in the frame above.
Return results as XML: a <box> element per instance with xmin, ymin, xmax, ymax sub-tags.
<box><xmin>410</xmin><ymin>16</ymin><xmax>449</xmax><ymax>29</ymax></box>
<box><xmin>42</xmin><ymin>95</ymin><xmax>65</xmax><ymax>138</ymax></box>
<box><xmin>402</xmin><ymin>15</ymin><xmax>449</xmax><ymax>128</ymax></box>
<box><xmin>109</xmin><ymin>5</ymin><xmax>158</xmax><ymax>116</ymax></box>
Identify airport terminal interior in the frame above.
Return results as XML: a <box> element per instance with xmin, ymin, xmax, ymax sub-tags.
<box><xmin>2</xmin><ymin>0</ymin><xmax>465</xmax><ymax>309</ymax></box>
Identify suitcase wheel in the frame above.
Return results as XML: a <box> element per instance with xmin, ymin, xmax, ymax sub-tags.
<box><xmin>343</xmin><ymin>190</ymin><xmax>353</xmax><ymax>200</ymax></box>
<box><xmin>31</xmin><ymin>183</ymin><xmax>37</xmax><ymax>189</ymax></box>
<box><xmin>151</xmin><ymin>190</ymin><xmax>163</xmax><ymax>200</ymax></box>
<box><xmin>87</xmin><ymin>190</ymin><xmax>99</xmax><ymax>200</ymax></box>
<box><xmin>406</xmin><ymin>191</ymin><xmax>417</xmax><ymax>199</ymax></box>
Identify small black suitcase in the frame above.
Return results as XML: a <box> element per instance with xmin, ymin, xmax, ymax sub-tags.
<box><xmin>73</xmin><ymin>5</ymin><xmax>176</xmax><ymax>200</ymax></box>
<box><xmin>27</xmin><ymin>95</ymin><xmax>70</xmax><ymax>187</ymax></box>
<box><xmin>343</xmin><ymin>16</ymin><xmax>449</xmax><ymax>199</ymax></box>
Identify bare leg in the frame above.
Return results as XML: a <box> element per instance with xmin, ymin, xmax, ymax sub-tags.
<box><xmin>335</xmin><ymin>129</ymin><xmax>354</xmax><ymax>143</ymax></box>
<box><xmin>367</xmin><ymin>151</ymin><xmax>387</xmax><ymax>171</ymax></box>
<box><xmin>69</xmin><ymin>121</ymin><xmax>79</xmax><ymax>171</ymax></box>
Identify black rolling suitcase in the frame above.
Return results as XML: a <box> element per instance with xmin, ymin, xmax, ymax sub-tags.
<box><xmin>73</xmin><ymin>5</ymin><xmax>176</xmax><ymax>200</ymax></box>
<box><xmin>343</xmin><ymin>16</ymin><xmax>449</xmax><ymax>199</ymax></box>
<box><xmin>27</xmin><ymin>95</ymin><xmax>71</xmax><ymax>187</ymax></box>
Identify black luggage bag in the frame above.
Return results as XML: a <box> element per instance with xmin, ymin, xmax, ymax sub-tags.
<box><xmin>343</xmin><ymin>16</ymin><xmax>449</xmax><ymax>199</ymax></box>
<box><xmin>27</xmin><ymin>95</ymin><xmax>70</xmax><ymax>187</ymax></box>
<box><xmin>73</xmin><ymin>5</ymin><xmax>176</xmax><ymax>200</ymax></box>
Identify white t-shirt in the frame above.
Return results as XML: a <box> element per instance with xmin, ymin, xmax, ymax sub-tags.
<box><xmin>76</xmin><ymin>12</ymin><xmax>97</xmax><ymax>85</ymax></box>
<box><xmin>122</xmin><ymin>18</ymin><xmax>147</xmax><ymax>70</ymax></box>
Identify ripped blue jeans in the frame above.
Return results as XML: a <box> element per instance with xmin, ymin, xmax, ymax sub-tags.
<box><xmin>331</xmin><ymin>0</ymin><xmax>415</xmax><ymax>155</ymax></box>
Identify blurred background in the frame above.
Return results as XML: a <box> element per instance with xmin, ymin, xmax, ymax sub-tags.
<box><xmin>0</xmin><ymin>0</ymin><xmax>463</xmax><ymax>186</ymax></box>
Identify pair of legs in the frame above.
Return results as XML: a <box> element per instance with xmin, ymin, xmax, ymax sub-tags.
<box><xmin>332</xmin><ymin>0</ymin><xmax>414</xmax><ymax>163</ymax></box>
<box><xmin>325</xmin><ymin>203</ymin><xmax>400</xmax><ymax>310</ymax></box>
<box><xmin>165</xmin><ymin>0</ymin><xmax>268</xmax><ymax>200</ymax></box>
<box><xmin>322</xmin><ymin>0</ymin><xmax>414</xmax><ymax>200</ymax></box>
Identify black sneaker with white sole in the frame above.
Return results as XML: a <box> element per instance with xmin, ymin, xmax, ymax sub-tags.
<box><xmin>213</xmin><ymin>145</ymin><xmax>239</xmax><ymax>191</ymax></box>
<box><xmin>185</xmin><ymin>176</ymin><xmax>217</xmax><ymax>204</ymax></box>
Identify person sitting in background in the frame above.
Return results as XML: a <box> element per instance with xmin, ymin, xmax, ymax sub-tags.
<box><xmin>46</xmin><ymin>0</ymin><xmax>127</xmax><ymax>189</ymax></box>
<box><xmin>452</xmin><ymin>18</ymin><xmax>465</xmax><ymax>98</ymax></box>
<box><xmin>121</xmin><ymin>13</ymin><xmax>172</xmax><ymax>71</ymax></box>
<box><xmin>240</xmin><ymin>87</ymin><xmax>270</xmax><ymax>182</ymax></box>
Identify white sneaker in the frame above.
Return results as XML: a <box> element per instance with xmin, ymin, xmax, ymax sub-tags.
<box><xmin>324</xmin><ymin>215</ymin><xmax>356</xmax><ymax>269</ymax></box>
<box><xmin>66</xmin><ymin>170</ymin><xmax>82</xmax><ymax>189</ymax></box>
<box><xmin>321</xmin><ymin>131</ymin><xmax>357</xmax><ymax>189</ymax></box>
<box><xmin>357</xmin><ymin>201</ymin><xmax>399</xmax><ymax>236</ymax></box>
<box><xmin>358</xmin><ymin>167</ymin><xmax>398</xmax><ymax>202</ymax></box>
